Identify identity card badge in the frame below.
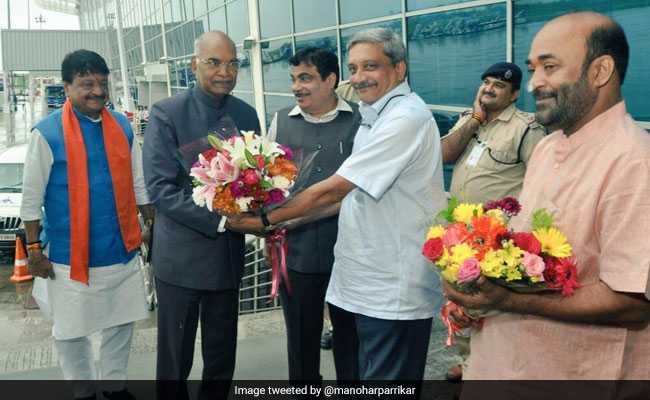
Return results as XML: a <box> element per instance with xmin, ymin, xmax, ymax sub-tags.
<box><xmin>465</xmin><ymin>142</ymin><xmax>486</xmax><ymax>167</ymax></box>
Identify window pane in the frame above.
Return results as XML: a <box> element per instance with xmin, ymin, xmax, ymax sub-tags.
<box><xmin>340</xmin><ymin>20</ymin><xmax>403</xmax><ymax>80</ymax></box>
<box><xmin>259</xmin><ymin>0</ymin><xmax>291</xmax><ymax>38</ymax></box>
<box><xmin>407</xmin><ymin>4</ymin><xmax>507</xmax><ymax>106</ymax></box>
<box><xmin>196</xmin><ymin>15</ymin><xmax>209</xmax><ymax>37</ymax></box>
<box><xmin>226</xmin><ymin>0</ymin><xmax>250</xmax><ymax>43</ymax></box>
<box><xmin>264</xmin><ymin>95</ymin><xmax>296</xmax><ymax>128</ymax></box>
<box><xmin>513</xmin><ymin>0</ymin><xmax>650</xmax><ymax>123</ymax></box>
<box><xmin>407</xmin><ymin>0</ymin><xmax>459</xmax><ymax>11</ymax></box>
<box><xmin>208</xmin><ymin>7</ymin><xmax>226</xmax><ymax>31</ymax></box>
<box><xmin>236</xmin><ymin>49</ymin><xmax>253</xmax><ymax>91</ymax></box>
<box><xmin>193</xmin><ymin>0</ymin><xmax>208</xmax><ymax>18</ymax></box>
<box><xmin>293</xmin><ymin>0</ymin><xmax>336</xmax><ymax>33</ymax></box>
<box><xmin>295</xmin><ymin>30</ymin><xmax>337</xmax><ymax>54</ymax></box>
<box><xmin>262</xmin><ymin>39</ymin><xmax>294</xmax><ymax>93</ymax></box>
<box><xmin>339</xmin><ymin>0</ymin><xmax>401</xmax><ymax>24</ymax></box>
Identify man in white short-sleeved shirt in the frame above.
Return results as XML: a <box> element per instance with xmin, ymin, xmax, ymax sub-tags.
<box><xmin>230</xmin><ymin>28</ymin><xmax>447</xmax><ymax>382</ymax></box>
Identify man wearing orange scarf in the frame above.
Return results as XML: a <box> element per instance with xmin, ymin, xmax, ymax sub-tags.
<box><xmin>20</xmin><ymin>50</ymin><xmax>153</xmax><ymax>400</ymax></box>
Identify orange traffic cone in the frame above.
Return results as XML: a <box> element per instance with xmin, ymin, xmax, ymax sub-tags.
<box><xmin>10</xmin><ymin>237</ymin><xmax>33</xmax><ymax>283</ymax></box>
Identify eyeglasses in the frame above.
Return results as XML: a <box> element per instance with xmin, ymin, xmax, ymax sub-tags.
<box><xmin>197</xmin><ymin>57</ymin><xmax>240</xmax><ymax>72</ymax></box>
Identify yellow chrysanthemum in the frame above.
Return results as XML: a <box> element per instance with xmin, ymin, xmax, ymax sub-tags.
<box><xmin>441</xmin><ymin>263</ymin><xmax>461</xmax><ymax>283</ymax></box>
<box><xmin>449</xmin><ymin>243</ymin><xmax>477</xmax><ymax>266</ymax></box>
<box><xmin>426</xmin><ymin>225</ymin><xmax>446</xmax><ymax>240</ymax></box>
<box><xmin>485</xmin><ymin>209</ymin><xmax>507</xmax><ymax>225</ymax></box>
<box><xmin>533</xmin><ymin>227</ymin><xmax>572</xmax><ymax>258</ymax></box>
<box><xmin>501</xmin><ymin>240</ymin><xmax>524</xmax><ymax>269</ymax></box>
<box><xmin>480</xmin><ymin>250</ymin><xmax>505</xmax><ymax>278</ymax></box>
<box><xmin>452</xmin><ymin>203</ymin><xmax>484</xmax><ymax>224</ymax></box>
<box><xmin>479</xmin><ymin>242</ymin><xmax>524</xmax><ymax>279</ymax></box>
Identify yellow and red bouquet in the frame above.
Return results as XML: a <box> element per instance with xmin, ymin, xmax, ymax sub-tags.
<box><xmin>422</xmin><ymin>196</ymin><xmax>579</xmax><ymax>297</ymax></box>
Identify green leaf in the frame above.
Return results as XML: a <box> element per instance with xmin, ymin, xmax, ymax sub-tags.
<box><xmin>207</xmin><ymin>134</ymin><xmax>223</xmax><ymax>151</ymax></box>
<box><xmin>244</xmin><ymin>148</ymin><xmax>257</xmax><ymax>168</ymax></box>
<box><xmin>437</xmin><ymin>197</ymin><xmax>460</xmax><ymax>223</ymax></box>
<box><xmin>532</xmin><ymin>209</ymin><xmax>554</xmax><ymax>230</ymax></box>
<box><xmin>260</xmin><ymin>179</ymin><xmax>273</xmax><ymax>190</ymax></box>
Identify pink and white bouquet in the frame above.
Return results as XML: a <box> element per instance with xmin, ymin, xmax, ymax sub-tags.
<box><xmin>190</xmin><ymin>131</ymin><xmax>298</xmax><ymax>215</ymax></box>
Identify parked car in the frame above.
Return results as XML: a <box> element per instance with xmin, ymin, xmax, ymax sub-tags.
<box><xmin>0</xmin><ymin>144</ymin><xmax>27</xmax><ymax>258</ymax></box>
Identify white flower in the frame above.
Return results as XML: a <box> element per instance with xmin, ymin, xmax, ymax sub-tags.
<box><xmin>271</xmin><ymin>175</ymin><xmax>293</xmax><ymax>191</ymax></box>
<box><xmin>235</xmin><ymin>196</ymin><xmax>254</xmax><ymax>212</ymax></box>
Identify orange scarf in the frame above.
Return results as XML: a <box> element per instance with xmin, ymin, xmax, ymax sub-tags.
<box><xmin>61</xmin><ymin>100</ymin><xmax>141</xmax><ymax>284</ymax></box>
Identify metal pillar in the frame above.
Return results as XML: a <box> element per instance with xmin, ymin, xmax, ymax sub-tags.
<box><xmin>115</xmin><ymin>0</ymin><xmax>134</xmax><ymax>112</ymax></box>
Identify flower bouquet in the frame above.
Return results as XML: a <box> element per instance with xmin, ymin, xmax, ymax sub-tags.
<box><xmin>422</xmin><ymin>196</ymin><xmax>579</xmax><ymax>344</ymax></box>
<box><xmin>179</xmin><ymin>119</ymin><xmax>318</xmax><ymax>301</ymax></box>
<box><xmin>189</xmin><ymin>130</ymin><xmax>299</xmax><ymax>215</ymax></box>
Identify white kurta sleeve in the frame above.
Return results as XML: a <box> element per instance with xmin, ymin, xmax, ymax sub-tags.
<box><xmin>131</xmin><ymin>141</ymin><xmax>150</xmax><ymax>205</ymax></box>
<box><xmin>20</xmin><ymin>129</ymin><xmax>53</xmax><ymax>221</ymax></box>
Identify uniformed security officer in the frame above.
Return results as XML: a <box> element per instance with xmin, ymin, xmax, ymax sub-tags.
<box><xmin>442</xmin><ymin>62</ymin><xmax>546</xmax><ymax>204</ymax></box>
<box><xmin>440</xmin><ymin>62</ymin><xmax>546</xmax><ymax>381</ymax></box>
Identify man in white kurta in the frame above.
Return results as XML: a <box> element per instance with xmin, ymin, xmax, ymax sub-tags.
<box><xmin>20</xmin><ymin>50</ymin><xmax>150</xmax><ymax>400</ymax></box>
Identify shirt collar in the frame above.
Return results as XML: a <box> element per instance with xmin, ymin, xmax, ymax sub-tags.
<box><xmin>494</xmin><ymin>103</ymin><xmax>517</xmax><ymax>123</ymax></box>
<box><xmin>287</xmin><ymin>95</ymin><xmax>353</xmax><ymax>118</ymax></box>
<box><xmin>72</xmin><ymin>107</ymin><xmax>102</xmax><ymax>123</ymax></box>
<box><xmin>553</xmin><ymin>101</ymin><xmax>627</xmax><ymax>162</ymax></box>
<box><xmin>193</xmin><ymin>86</ymin><xmax>229</xmax><ymax>110</ymax></box>
<box><xmin>359</xmin><ymin>81</ymin><xmax>410</xmax><ymax>127</ymax></box>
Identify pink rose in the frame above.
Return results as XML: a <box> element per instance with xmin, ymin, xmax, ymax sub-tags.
<box><xmin>522</xmin><ymin>251</ymin><xmax>545</xmax><ymax>280</ymax></box>
<box><xmin>442</xmin><ymin>223</ymin><xmax>470</xmax><ymax>248</ymax></box>
<box><xmin>242</xmin><ymin>169</ymin><xmax>260</xmax><ymax>186</ymax></box>
<box><xmin>457</xmin><ymin>258</ymin><xmax>481</xmax><ymax>284</ymax></box>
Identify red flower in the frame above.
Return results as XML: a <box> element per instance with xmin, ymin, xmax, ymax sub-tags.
<box><xmin>254</xmin><ymin>154</ymin><xmax>266</xmax><ymax>170</ymax></box>
<box><xmin>499</xmin><ymin>196</ymin><xmax>522</xmax><ymax>217</ymax></box>
<box><xmin>242</xmin><ymin>169</ymin><xmax>260</xmax><ymax>186</ymax></box>
<box><xmin>512</xmin><ymin>232</ymin><xmax>542</xmax><ymax>255</ymax></box>
<box><xmin>470</xmin><ymin>215</ymin><xmax>507</xmax><ymax>259</ymax></box>
<box><xmin>422</xmin><ymin>238</ymin><xmax>444</xmax><ymax>262</ymax></box>
<box><xmin>543</xmin><ymin>255</ymin><xmax>579</xmax><ymax>296</ymax></box>
<box><xmin>202</xmin><ymin>148</ymin><xmax>219</xmax><ymax>162</ymax></box>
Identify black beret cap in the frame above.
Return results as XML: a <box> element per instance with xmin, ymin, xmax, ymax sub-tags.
<box><xmin>481</xmin><ymin>62</ymin><xmax>522</xmax><ymax>89</ymax></box>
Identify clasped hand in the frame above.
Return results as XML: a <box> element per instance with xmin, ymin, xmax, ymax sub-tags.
<box><xmin>443</xmin><ymin>276</ymin><xmax>513</xmax><ymax>313</ymax></box>
<box><xmin>223</xmin><ymin>212</ymin><xmax>266</xmax><ymax>235</ymax></box>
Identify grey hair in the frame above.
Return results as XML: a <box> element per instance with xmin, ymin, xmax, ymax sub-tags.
<box><xmin>194</xmin><ymin>31</ymin><xmax>236</xmax><ymax>56</ymax></box>
<box><xmin>347</xmin><ymin>28</ymin><xmax>405</xmax><ymax>64</ymax></box>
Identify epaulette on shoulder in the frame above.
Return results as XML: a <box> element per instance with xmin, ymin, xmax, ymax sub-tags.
<box><xmin>515</xmin><ymin>109</ymin><xmax>542</xmax><ymax>128</ymax></box>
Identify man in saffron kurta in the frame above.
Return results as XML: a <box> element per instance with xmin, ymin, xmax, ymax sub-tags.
<box><xmin>444</xmin><ymin>12</ymin><xmax>650</xmax><ymax>389</ymax></box>
<box><xmin>20</xmin><ymin>50</ymin><xmax>152</xmax><ymax>400</ymax></box>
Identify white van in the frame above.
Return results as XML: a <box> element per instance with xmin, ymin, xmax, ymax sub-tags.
<box><xmin>0</xmin><ymin>144</ymin><xmax>27</xmax><ymax>257</ymax></box>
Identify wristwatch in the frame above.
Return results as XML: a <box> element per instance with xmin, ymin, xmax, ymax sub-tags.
<box><xmin>261</xmin><ymin>212</ymin><xmax>271</xmax><ymax>228</ymax></box>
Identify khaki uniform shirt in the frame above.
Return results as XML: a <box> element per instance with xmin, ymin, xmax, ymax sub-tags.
<box><xmin>447</xmin><ymin>103</ymin><xmax>545</xmax><ymax>203</ymax></box>
<box><xmin>467</xmin><ymin>102</ymin><xmax>650</xmax><ymax>380</ymax></box>
<box><xmin>335</xmin><ymin>80</ymin><xmax>360</xmax><ymax>104</ymax></box>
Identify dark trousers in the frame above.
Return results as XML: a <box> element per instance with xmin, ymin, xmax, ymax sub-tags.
<box><xmin>279</xmin><ymin>269</ymin><xmax>330</xmax><ymax>383</ymax></box>
<box><xmin>155</xmin><ymin>278</ymin><xmax>239</xmax><ymax>383</ymax></box>
<box><xmin>329</xmin><ymin>303</ymin><xmax>432</xmax><ymax>380</ymax></box>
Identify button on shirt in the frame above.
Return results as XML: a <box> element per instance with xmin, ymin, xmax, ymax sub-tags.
<box><xmin>326</xmin><ymin>82</ymin><xmax>448</xmax><ymax>320</ymax></box>
<box><xmin>467</xmin><ymin>102</ymin><xmax>650</xmax><ymax>379</ymax></box>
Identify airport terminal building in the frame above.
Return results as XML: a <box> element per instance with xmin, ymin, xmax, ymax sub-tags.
<box><xmin>75</xmin><ymin>0</ymin><xmax>649</xmax><ymax>134</ymax></box>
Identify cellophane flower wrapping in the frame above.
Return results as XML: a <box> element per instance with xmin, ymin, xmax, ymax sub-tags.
<box><xmin>177</xmin><ymin>115</ymin><xmax>318</xmax><ymax>215</ymax></box>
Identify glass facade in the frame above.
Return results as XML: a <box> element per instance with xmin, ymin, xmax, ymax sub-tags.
<box><xmin>78</xmin><ymin>0</ymin><xmax>650</xmax><ymax>132</ymax></box>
